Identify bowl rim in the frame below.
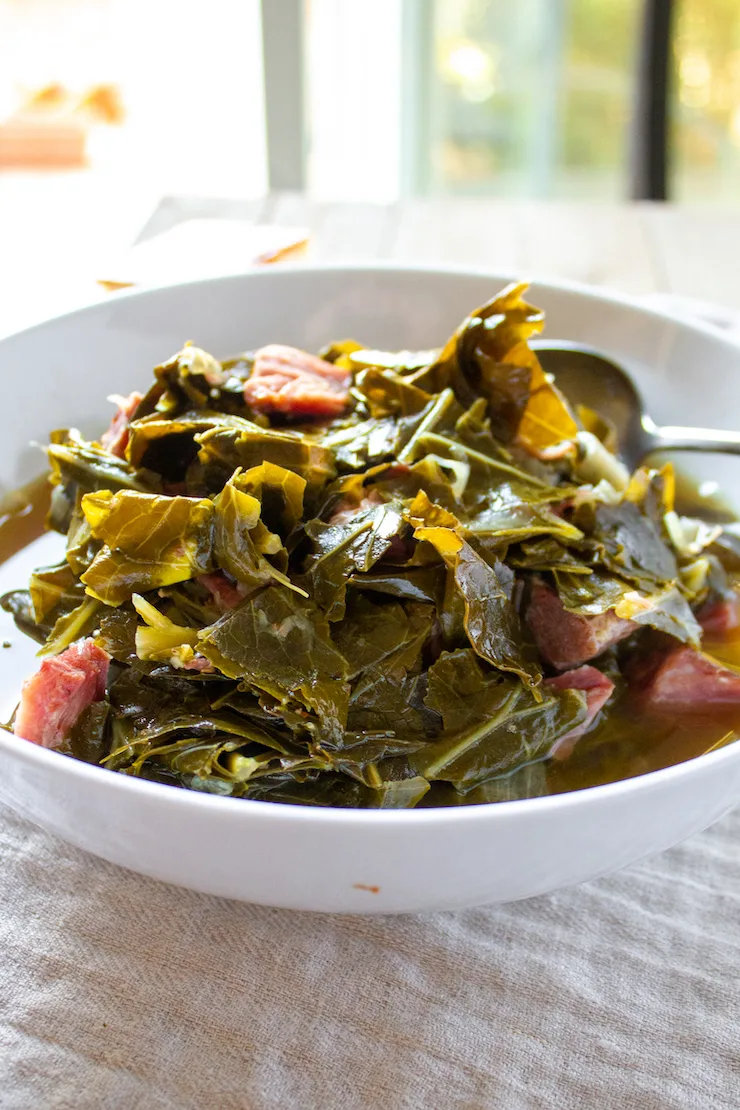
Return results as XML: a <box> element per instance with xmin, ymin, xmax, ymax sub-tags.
<box><xmin>2</xmin><ymin>723</ymin><xmax>739</xmax><ymax>826</ymax></box>
<box><xmin>4</xmin><ymin>258</ymin><xmax>739</xmax><ymax>353</ymax></box>
<box><xmin>3</xmin><ymin>260</ymin><xmax>740</xmax><ymax>827</ymax></box>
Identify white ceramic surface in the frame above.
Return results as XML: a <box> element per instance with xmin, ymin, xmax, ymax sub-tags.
<box><xmin>2</xmin><ymin>264</ymin><xmax>740</xmax><ymax>914</ymax></box>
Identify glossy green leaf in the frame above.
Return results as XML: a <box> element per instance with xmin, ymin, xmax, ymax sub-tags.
<box><xmin>414</xmin><ymin>649</ymin><xmax>585</xmax><ymax>791</ymax></box>
<box><xmin>353</xmin><ymin>367</ymin><xmax>432</xmax><ymax>418</ymax></box>
<box><xmin>29</xmin><ymin>561</ymin><xmax>81</xmax><ymax>623</ymax></box>
<box><xmin>126</xmin><ymin>411</ymin><xmax>242</xmax><ymax>472</ymax></box>
<box><xmin>198</xmin><ymin>586</ymin><xmax>350</xmax><ymax>745</ymax></box>
<box><xmin>48</xmin><ymin>429</ymin><xmax>154</xmax><ymax>493</ymax></box>
<box><xmin>80</xmin><ymin>490</ymin><xmax>214</xmax><ymax>605</ymax></box>
<box><xmin>40</xmin><ymin>597</ymin><xmax>104</xmax><ymax>657</ymax></box>
<box><xmin>302</xmin><ymin>499</ymin><xmax>409</xmax><ymax>620</ymax></box>
<box><xmin>211</xmin><ymin>471</ymin><xmax>302</xmax><ymax>595</ymax></box>
<box><xmin>196</xmin><ymin>423</ymin><xmax>336</xmax><ymax>499</ymax></box>
<box><xmin>412</xmin><ymin>519</ymin><xmax>541</xmax><ymax>688</ymax></box>
<box><xmin>153</xmin><ymin>343</ymin><xmax>227</xmax><ymax>412</ymax></box>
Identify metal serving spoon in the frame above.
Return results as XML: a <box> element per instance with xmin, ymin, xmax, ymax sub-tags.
<box><xmin>533</xmin><ymin>339</ymin><xmax>740</xmax><ymax>470</ymax></box>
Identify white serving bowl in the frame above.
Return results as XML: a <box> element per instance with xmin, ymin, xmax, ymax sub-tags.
<box><xmin>2</xmin><ymin>264</ymin><xmax>740</xmax><ymax>914</ymax></box>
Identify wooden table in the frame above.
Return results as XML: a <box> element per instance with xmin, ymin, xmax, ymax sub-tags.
<box><xmin>141</xmin><ymin>193</ymin><xmax>740</xmax><ymax>313</ymax></box>
<box><xmin>2</xmin><ymin>190</ymin><xmax>740</xmax><ymax>339</ymax></box>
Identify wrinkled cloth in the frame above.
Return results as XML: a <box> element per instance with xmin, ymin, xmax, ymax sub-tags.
<box><xmin>1</xmin><ymin>803</ymin><xmax>738</xmax><ymax>1110</ymax></box>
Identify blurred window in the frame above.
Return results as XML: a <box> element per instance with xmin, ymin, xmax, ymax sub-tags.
<box><xmin>2</xmin><ymin>0</ymin><xmax>740</xmax><ymax>204</ymax></box>
<box><xmin>672</xmin><ymin>0</ymin><xmax>740</xmax><ymax>202</ymax></box>
<box><xmin>401</xmin><ymin>0</ymin><xmax>642</xmax><ymax>199</ymax></box>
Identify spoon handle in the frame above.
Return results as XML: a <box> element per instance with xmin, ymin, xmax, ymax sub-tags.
<box><xmin>644</xmin><ymin>417</ymin><xmax>740</xmax><ymax>456</ymax></box>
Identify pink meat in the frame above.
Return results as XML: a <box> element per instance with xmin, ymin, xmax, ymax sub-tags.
<box><xmin>527</xmin><ymin>579</ymin><xmax>636</xmax><ymax>670</ymax></box>
<box><xmin>162</xmin><ymin>481</ymin><xmax>189</xmax><ymax>497</ymax></box>
<box><xmin>244</xmin><ymin>344</ymin><xmax>351</xmax><ymax>418</ymax></box>
<box><xmin>181</xmin><ymin>655</ymin><xmax>215</xmax><ymax>673</ymax></box>
<box><xmin>699</xmin><ymin>595</ymin><xmax>740</xmax><ymax>638</ymax></box>
<box><xmin>328</xmin><ymin>491</ymin><xmax>383</xmax><ymax>527</ymax></box>
<box><xmin>101</xmin><ymin>390</ymin><xmax>143</xmax><ymax>459</ymax></box>
<box><xmin>14</xmin><ymin>639</ymin><xmax>110</xmax><ymax>750</ymax></box>
<box><xmin>640</xmin><ymin>646</ymin><xmax>740</xmax><ymax>712</ymax></box>
<box><xmin>545</xmin><ymin>665</ymin><xmax>615</xmax><ymax>759</ymax></box>
<box><xmin>198</xmin><ymin>572</ymin><xmax>246</xmax><ymax>612</ymax></box>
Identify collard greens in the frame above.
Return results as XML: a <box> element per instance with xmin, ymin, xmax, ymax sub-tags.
<box><xmin>4</xmin><ymin>282</ymin><xmax>736</xmax><ymax>808</ymax></box>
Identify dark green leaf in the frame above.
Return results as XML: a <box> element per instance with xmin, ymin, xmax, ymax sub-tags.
<box><xmin>153</xmin><ymin>344</ymin><xmax>228</xmax><ymax>412</ymax></box>
<box><xmin>126</xmin><ymin>412</ymin><xmax>240</xmax><ymax>474</ymax></box>
<box><xmin>63</xmin><ymin>700</ymin><xmax>111</xmax><ymax>765</ymax></box>
<box><xmin>198</xmin><ymin>586</ymin><xmax>350</xmax><ymax>745</ymax></box>
<box><xmin>348</xmin><ymin>668</ymin><xmax>439</xmax><ymax>741</ymax></box>
<box><xmin>333</xmin><ymin>596</ymin><xmax>432</xmax><ymax>680</ymax></box>
<box><xmin>320</xmin><ymin>416</ymin><xmax>399</xmax><ymax>472</ymax></box>
<box><xmin>196</xmin><ymin>423</ymin><xmax>336</xmax><ymax>499</ymax></box>
<box><xmin>353</xmin><ymin>367</ymin><xmax>432</xmax><ymax>417</ymax></box>
<box><xmin>348</xmin><ymin>564</ymin><xmax>444</xmax><ymax>603</ymax></box>
<box><xmin>48</xmin><ymin>429</ymin><xmax>155</xmax><ymax>493</ymax></box>
<box><xmin>211</xmin><ymin>470</ymin><xmax>303</xmax><ymax>595</ymax></box>
<box><xmin>577</xmin><ymin>500</ymin><xmax>678</xmax><ymax>588</ymax></box>
<box><xmin>1</xmin><ymin>589</ymin><xmax>46</xmax><ymax>644</ymax></box>
<box><xmin>413</xmin><ymin>649</ymin><xmax>585</xmax><ymax>791</ymax></box>
<box><xmin>411</xmin><ymin>517</ymin><xmax>541</xmax><ymax>688</ymax></box>
<box><xmin>95</xmin><ymin>606</ymin><xmax>139</xmax><ymax>662</ymax></box>
<box><xmin>29</xmin><ymin>561</ymin><xmax>81</xmax><ymax>622</ymax></box>
<box><xmin>302</xmin><ymin>499</ymin><xmax>409</xmax><ymax>620</ymax></box>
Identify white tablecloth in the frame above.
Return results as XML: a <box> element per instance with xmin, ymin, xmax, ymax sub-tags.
<box><xmin>1</xmin><ymin>800</ymin><xmax>738</xmax><ymax>1110</ymax></box>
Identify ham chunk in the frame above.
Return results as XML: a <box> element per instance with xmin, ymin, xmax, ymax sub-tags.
<box><xmin>639</xmin><ymin>596</ymin><xmax>740</xmax><ymax>712</ymax></box>
<box><xmin>198</xmin><ymin>572</ymin><xmax>246</xmax><ymax>612</ymax></box>
<box><xmin>545</xmin><ymin>665</ymin><xmax>615</xmax><ymax>759</ymax></box>
<box><xmin>641</xmin><ymin>646</ymin><xmax>740</xmax><ymax>712</ymax></box>
<box><xmin>699</xmin><ymin>595</ymin><xmax>740</xmax><ymax>638</ymax></box>
<box><xmin>180</xmin><ymin>654</ymin><xmax>215</xmax><ymax>674</ymax></box>
<box><xmin>527</xmin><ymin>579</ymin><xmax>636</xmax><ymax>670</ymax></box>
<box><xmin>101</xmin><ymin>390</ymin><xmax>143</xmax><ymax>459</ymax></box>
<box><xmin>328</xmin><ymin>491</ymin><xmax>383</xmax><ymax>527</ymax></box>
<box><xmin>245</xmin><ymin>344</ymin><xmax>351</xmax><ymax>418</ymax></box>
<box><xmin>14</xmin><ymin>639</ymin><xmax>110</xmax><ymax>750</ymax></box>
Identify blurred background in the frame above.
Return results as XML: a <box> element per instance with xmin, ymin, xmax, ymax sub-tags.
<box><xmin>1</xmin><ymin>0</ymin><xmax>739</xmax><ymax>324</ymax></box>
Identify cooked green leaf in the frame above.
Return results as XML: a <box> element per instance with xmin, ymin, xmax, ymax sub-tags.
<box><xmin>153</xmin><ymin>343</ymin><xmax>227</xmax><ymax>412</ymax></box>
<box><xmin>353</xmin><ymin>367</ymin><xmax>432</xmax><ymax>417</ymax></box>
<box><xmin>413</xmin><ymin>649</ymin><xmax>585</xmax><ymax>791</ymax></box>
<box><xmin>40</xmin><ymin>597</ymin><xmax>103</xmax><ymax>657</ymax></box>
<box><xmin>211</xmin><ymin>471</ymin><xmax>304</xmax><ymax>596</ymax></box>
<box><xmin>236</xmin><ymin>461</ymin><xmax>306</xmax><ymax>536</ymax></box>
<box><xmin>48</xmin><ymin>430</ymin><xmax>154</xmax><ymax>493</ymax></box>
<box><xmin>348</xmin><ymin>564</ymin><xmax>444</xmax><ymax>603</ymax></box>
<box><xmin>198</xmin><ymin>586</ymin><xmax>350</xmax><ymax>745</ymax></box>
<box><xmin>333</xmin><ymin>596</ymin><xmax>432</xmax><ymax>680</ymax></box>
<box><xmin>196</xmin><ymin>424</ymin><xmax>335</xmax><ymax>499</ymax></box>
<box><xmin>412</xmin><ymin>520</ymin><xmax>541</xmax><ymax>688</ymax></box>
<box><xmin>302</xmin><ymin>499</ymin><xmax>409</xmax><ymax>620</ymax></box>
<box><xmin>29</xmin><ymin>562</ymin><xmax>81</xmax><ymax>623</ymax></box>
<box><xmin>80</xmin><ymin>490</ymin><xmax>214</xmax><ymax>605</ymax></box>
